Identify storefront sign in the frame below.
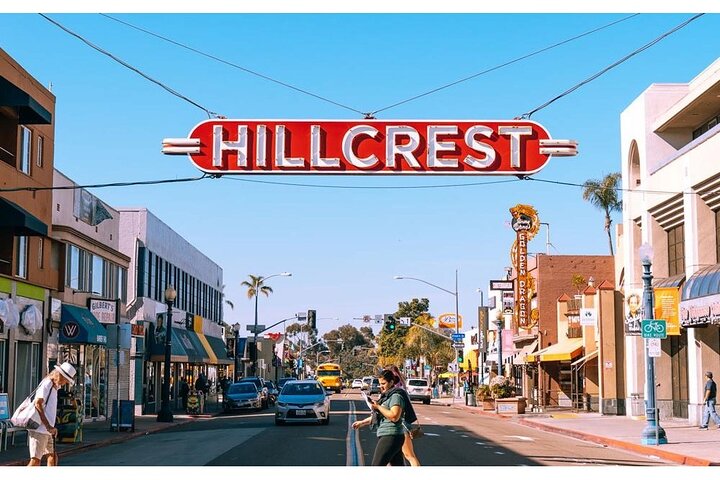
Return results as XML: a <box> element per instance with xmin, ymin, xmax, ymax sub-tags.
<box><xmin>490</xmin><ymin>280</ymin><xmax>514</xmax><ymax>290</ymax></box>
<box><xmin>163</xmin><ymin>119</ymin><xmax>576</xmax><ymax>176</ymax></box>
<box><xmin>654</xmin><ymin>287</ymin><xmax>680</xmax><ymax>335</ymax></box>
<box><xmin>679</xmin><ymin>293</ymin><xmax>720</xmax><ymax>327</ymax></box>
<box><xmin>580</xmin><ymin>308</ymin><xmax>597</xmax><ymax>327</ymax></box>
<box><xmin>438</xmin><ymin>313</ymin><xmax>463</xmax><ymax>329</ymax></box>
<box><xmin>477</xmin><ymin>307</ymin><xmax>488</xmax><ymax>353</ymax></box>
<box><xmin>88</xmin><ymin>299</ymin><xmax>117</xmax><ymax>325</ymax></box>
<box><xmin>510</xmin><ymin>204</ymin><xmax>539</xmax><ymax>329</ymax></box>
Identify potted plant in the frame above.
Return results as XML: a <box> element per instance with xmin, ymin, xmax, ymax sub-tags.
<box><xmin>475</xmin><ymin>384</ymin><xmax>494</xmax><ymax>411</ymax></box>
<box><xmin>490</xmin><ymin>375</ymin><xmax>526</xmax><ymax>414</ymax></box>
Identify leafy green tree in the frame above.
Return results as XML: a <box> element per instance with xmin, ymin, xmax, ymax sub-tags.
<box><xmin>377</xmin><ymin>298</ymin><xmax>430</xmax><ymax>368</ymax></box>
<box><xmin>403</xmin><ymin>313</ymin><xmax>454</xmax><ymax>381</ymax></box>
<box><xmin>582</xmin><ymin>172</ymin><xmax>622</xmax><ymax>255</ymax></box>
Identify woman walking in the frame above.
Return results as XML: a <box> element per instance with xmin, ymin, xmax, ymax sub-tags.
<box><xmin>352</xmin><ymin>369</ymin><xmax>406</xmax><ymax>466</ymax></box>
<box><xmin>386</xmin><ymin>365</ymin><xmax>421</xmax><ymax>466</ymax></box>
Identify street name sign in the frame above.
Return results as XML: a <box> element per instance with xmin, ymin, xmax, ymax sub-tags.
<box><xmin>163</xmin><ymin>119</ymin><xmax>577</xmax><ymax>176</ymax></box>
<box><xmin>247</xmin><ymin>324</ymin><xmax>266</xmax><ymax>333</ymax></box>
<box><xmin>451</xmin><ymin>333</ymin><xmax>466</xmax><ymax>341</ymax></box>
<box><xmin>641</xmin><ymin>319</ymin><xmax>667</xmax><ymax>339</ymax></box>
<box><xmin>452</xmin><ymin>342</ymin><xmax>465</xmax><ymax>349</ymax></box>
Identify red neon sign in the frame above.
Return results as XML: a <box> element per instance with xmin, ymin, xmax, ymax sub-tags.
<box><xmin>163</xmin><ymin>119</ymin><xmax>576</xmax><ymax>175</ymax></box>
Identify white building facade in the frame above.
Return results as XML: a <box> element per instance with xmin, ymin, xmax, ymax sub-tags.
<box><xmin>621</xmin><ymin>58</ymin><xmax>720</xmax><ymax>424</ymax></box>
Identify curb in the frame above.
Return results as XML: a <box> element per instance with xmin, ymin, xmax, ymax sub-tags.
<box><xmin>517</xmin><ymin>418</ymin><xmax>718</xmax><ymax>467</ymax></box>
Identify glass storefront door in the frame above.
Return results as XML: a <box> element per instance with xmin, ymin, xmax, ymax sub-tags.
<box><xmin>82</xmin><ymin>345</ymin><xmax>107</xmax><ymax>419</ymax></box>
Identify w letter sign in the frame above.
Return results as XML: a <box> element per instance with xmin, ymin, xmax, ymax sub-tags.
<box><xmin>163</xmin><ymin>119</ymin><xmax>576</xmax><ymax>176</ymax></box>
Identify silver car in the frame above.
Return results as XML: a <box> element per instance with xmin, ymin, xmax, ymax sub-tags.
<box><xmin>275</xmin><ymin>380</ymin><xmax>331</xmax><ymax>425</ymax></box>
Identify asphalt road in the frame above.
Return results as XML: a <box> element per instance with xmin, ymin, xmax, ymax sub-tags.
<box><xmin>61</xmin><ymin>391</ymin><xmax>669</xmax><ymax>466</ymax></box>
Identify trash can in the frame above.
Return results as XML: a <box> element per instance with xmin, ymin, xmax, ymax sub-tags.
<box><xmin>466</xmin><ymin>392</ymin><xmax>476</xmax><ymax>406</ymax></box>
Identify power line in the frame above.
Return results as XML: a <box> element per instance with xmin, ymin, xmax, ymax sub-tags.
<box><xmin>221</xmin><ymin>176</ymin><xmax>521</xmax><ymax>190</ymax></box>
<box><xmin>369</xmin><ymin>14</ymin><xmax>641</xmax><ymax>117</ymax></box>
<box><xmin>520</xmin><ymin>13</ymin><xmax>705</xmax><ymax>119</ymax></box>
<box><xmin>525</xmin><ymin>176</ymin><xmax>712</xmax><ymax>197</ymax></box>
<box><xmin>99</xmin><ymin>13</ymin><xmax>369</xmax><ymax>118</ymax></box>
<box><xmin>0</xmin><ymin>174</ymin><xmax>210</xmax><ymax>193</ymax></box>
<box><xmin>39</xmin><ymin>14</ymin><xmax>219</xmax><ymax>119</ymax></box>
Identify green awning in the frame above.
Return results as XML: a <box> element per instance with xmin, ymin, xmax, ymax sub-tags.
<box><xmin>59</xmin><ymin>304</ymin><xmax>107</xmax><ymax>345</ymax></box>
<box><xmin>0</xmin><ymin>77</ymin><xmax>52</xmax><ymax>125</ymax></box>
<box><xmin>149</xmin><ymin>327</ymin><xmax>206</xmax><ymax>364</ymax></box>
<box><xmin>0</xmin><ymin>197</ymin><xmax>48</xmax><ymax>236</ymax></box>
<box><xmin>204</xmin><ymin>334</ymin><xmax>233</xmax><ymax>365</ymax></box>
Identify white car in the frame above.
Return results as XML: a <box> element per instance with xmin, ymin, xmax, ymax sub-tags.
<box><xmin>275</xmin><ymin>380</ymin><xmax>331</xmax><ymax>425</ymax></box>
<box><xmin>351</xmin><ymin>379</ymin><xmax>363</xmax><ymax>389</ymax></box>
<box><xmin>407</xmin><ymin>378</ymin><xmax>432</xmax><ymax>404</ymax></box>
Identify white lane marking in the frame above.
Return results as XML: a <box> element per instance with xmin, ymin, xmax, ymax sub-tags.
<box><xmin>494</xmin><ymin>451</ymin><xmax>505</xmax><ymax>455</ymax></box>
<box><xmin>461</xmin><ymin>435</ymin><xmax>469</xmax><ymax>438</ymax></box>
<box><xmin>475</xmin><ymin>441</ymin><xmax>486</xmax><ymax>445</ymax></box>
<box><xmin>424</xmin><ymin>433</ymin><xmax>440</xmax><ymax>436</ymax></box>
<box><xmin>505</xmin><ymin>435</ymin><xmax>534</xmax><ymax>442</ymax></box>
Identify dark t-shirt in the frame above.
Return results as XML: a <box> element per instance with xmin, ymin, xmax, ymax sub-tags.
<box><xmin>705</xmin><ymin>379</ymin><xmax>717</xmax><ymax>400</ymax></box>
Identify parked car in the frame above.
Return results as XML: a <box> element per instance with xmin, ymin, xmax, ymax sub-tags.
<box><xmin>264</xmin><ymin>380</ymin><xmax>279</xmax><ymax>405</ymax></box>
<box><xmin>275</xmin><ymin>380</ymin><xmax>331</xmax><ymax>425</ymax></box>
<box><xmin>237</xmin><ymin>377</ymin><xmax>270</xmax><ymax>409</ymax></box>
<box><xmin>222</xmin><ymin>382</ymin><xmax>262</xmax><ymax>413</ymax></box>
<box><xmin>277</xmin><ymin>377</ymin><xmax>297</xmax><ymax>389</ymax></box>
<box><xmin>351</xmin><ymin>379</ymin><xmax>363</xmax><ymax>389</ymax></box>
<box><xmin>407</xmin><ymin>378</ymin><xmax>432</xmax><ymax>404</ymax></box>
<box><xmin>361</xmin><ymin>376</ymin><xmax>373</xmax><ymax>391</ymax></box>
<box><xmin>369</xmin><ymin>377</ymin><xmax>381</xmax><ymax>394</ymax></box>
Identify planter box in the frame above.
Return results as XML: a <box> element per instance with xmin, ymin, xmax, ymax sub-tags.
<box><xmin>479</xmin><ymin>399</ymin><xmax>495</xmax><ymax>411</ymax></box>
<box><xmin>495</xmin><ymin>397</ymin><xmax>526</xmax><ymax>415</ymax></box>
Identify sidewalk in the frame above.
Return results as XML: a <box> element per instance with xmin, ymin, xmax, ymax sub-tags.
<box><xmin>0</xmin><ymin>401</ymin><xmax>222</xmax><ymax>466</ymax></box>
<box><xmin>433</xmin><ymin>397</ymin><xmax>720</xmax><ymax>466</ymax></box>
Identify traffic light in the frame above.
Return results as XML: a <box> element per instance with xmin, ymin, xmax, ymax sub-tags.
<box><xmin>383</xmin><ymin>314</ymin><xmax>397</xmax><ymax>333</ymax></box>
<box><xmin>307</xmin><ymin>309</ymin><xmax>317</xmax><ymax>330</ymax></box>
<box><xmin>457</xmin><ymin>349</ymin><xmax>464</xmax><ymax>364</ymax></box>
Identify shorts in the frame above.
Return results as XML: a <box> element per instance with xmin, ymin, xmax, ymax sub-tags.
<box><xmin>28</xmin><ymin>431</ymin><xmax>55</xmax><ymax>459</ymax></box>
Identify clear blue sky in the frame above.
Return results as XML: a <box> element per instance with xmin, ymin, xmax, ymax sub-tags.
<box><xmin>2</xmin><ymin>12</ymin><xmax>718</xmax><ymax>337</ymax></box>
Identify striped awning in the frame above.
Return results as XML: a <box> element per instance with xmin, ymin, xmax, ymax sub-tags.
<box><xmin>526</xmin><ymin>338</ymin><xmax>583</xmax><ymax>363</ymax></box>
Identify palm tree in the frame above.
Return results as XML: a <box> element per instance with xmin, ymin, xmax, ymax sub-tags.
<box><xmin>582</xmin><ymin>172</ymin><xmax>622</xmax><ymax>255</ymax></box>
<box><xmin>241</xmin><ymin>275</ymin><xmax>274</xmax><ymax>375</ymax></box>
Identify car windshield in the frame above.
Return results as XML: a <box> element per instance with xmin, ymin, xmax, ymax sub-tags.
<box><xmin>408</xmin><ymin>379</ymin><xmax>428</xmax><ymax>387</ymax></box>
<box><xmin>317</xmin><ymin>370</ymin><xmax>340</xmax><ymax>377</ymax></box>
<box><xmin>282</xmin><ymin>383</ymin><xmax>323</xmax><ymax>396</ymax></box>
<box><xmin>278</xmin><ymin>378</ymin><xmax>295</xmax><ymax>387</ymax></box>
<box><xmin>228</xmin><ymin>383</ymin><xmax>256</xmax><ymax>394</ymax></box>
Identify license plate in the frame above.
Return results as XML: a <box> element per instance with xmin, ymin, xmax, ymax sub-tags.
<box><xmin>295</xmin><ymin>409</ymin><xmax>306</xmax><ymax>416</ymax></box>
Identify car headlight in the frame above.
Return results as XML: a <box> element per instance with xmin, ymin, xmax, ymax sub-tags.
<box><xmin>277</xmin><ymin>402</ymin><xmax>288</xmax><ymax>407</ymax></box>
<box><xmin>314</xmin><ymin>402</ymin><xmax>325</xmax><ymax>408</ymax></box>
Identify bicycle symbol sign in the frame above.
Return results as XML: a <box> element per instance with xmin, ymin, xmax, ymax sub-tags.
<box><xmin>641</xmin><ymin>319</ymin><xmax>667</xmax><ymax>339</ymax></box>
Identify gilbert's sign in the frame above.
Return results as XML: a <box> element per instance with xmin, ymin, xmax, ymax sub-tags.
<box><xmin>163</xmin><ymin>119</ymin><xmax>576</xmax><ymax>175</ymax></box>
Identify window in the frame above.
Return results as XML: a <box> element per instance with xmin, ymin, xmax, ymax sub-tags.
<box><xmin>91</xmin><ymin>255</ymin><xmax>104</xmax><ymax>295</ymax></box>
<box><xmin>15</xmin><ymin>236</ymin><xmax>28</xmax><ymax>278</ymax></box>
<box><xmin>716</xmin><ymin>210</ymin><xmax>720</xmax><ymax>263</ymax></box>
<box><xmin>117</xmin><ymin>266</ymin><xmax>127</xmax><ymax>303</ymax></box>
<box><xmin>19</xmin><ymin>126</ymin><xmax>31</xmax><ymax>174</ymax></box>
<box><xmin>67</xmin><ymin>244</ymin><xmax>80</xmax><ymax>289</ymax></box>
<box><xmin>36</xmin><ymin>136</ymin><xmax>43</xmax><ymax>168</ymax></box>
<box><xmin>0</xmin><ymin>339</ymin><xmax>6</xmax><ymax>393</ymax></box>
<box><xmin>668</xmin><ymin>224</ymin><xmax>685</xmax><ymax>276</ymax></box>
<box><xmin>37</xmin><ymin>237</ymin><xmax>44</xmax><ymax>269</ymax></box>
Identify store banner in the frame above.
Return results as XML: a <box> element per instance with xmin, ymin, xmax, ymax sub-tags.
<box><xmin>654</xmin><ymin>287</ymin><xmax>681</xmax><ymax>335</ymax></box>
<box><xmin>477</xmin><ymin>307</ymin><xmax>488</xmax><ymax>353</ymax></box>
<box><xmin>624</xmin><ymin>289</ymin><xmax>643</xmax><ymax>336</ymax></box>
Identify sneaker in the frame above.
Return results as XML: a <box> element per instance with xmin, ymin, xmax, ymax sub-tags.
<box><xmin>699</xmin><ymin>426</ymin><xmax>708</xmax><ymax>430</ymax></box>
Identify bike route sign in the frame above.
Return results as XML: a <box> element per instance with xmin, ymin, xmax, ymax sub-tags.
<box><xmin>641</xmin><ymin>319</ymin><xmax>667</xmax><ymax>339</ymax></box>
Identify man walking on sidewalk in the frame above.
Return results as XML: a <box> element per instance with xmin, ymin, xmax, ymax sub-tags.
<box><xmin>28</xmin><ymin>362</ymin><xmax>77</xmax><ymax>466</ymax></box>
<box><xmin>699</xmin><ymin>371</ymin><xmax>720</xmax><ymax>430</ymax></box>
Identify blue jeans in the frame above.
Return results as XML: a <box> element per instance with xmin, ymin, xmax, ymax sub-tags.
<box><xmin>701</xmin><ymin>399</ymin><xmax>720</xmax><ymax>427</ymax></box>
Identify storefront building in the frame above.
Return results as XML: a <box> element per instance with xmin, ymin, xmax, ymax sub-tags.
<box><xmin>118</xmin><ymin>208</ymin><xmax>229</xmax><ymax>415</ymax></box>
<box><xmin>50</xmin><ymin>170</ymin><xmax>130</xmax><ymax>423</ymax></box>
<box><xmin>0</xmin><ymin>49</ymin><xmax>56</xmax><ymax>413</ymax></box>
<box><xmin>620</xmin><ymin>57</ymin><xmax>720</xmax><ymax>424</ymax></box>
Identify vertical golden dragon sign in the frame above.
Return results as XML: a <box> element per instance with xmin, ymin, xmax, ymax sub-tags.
<box><xmin>510</xmin><ymin>204</ymin><xmax>539</xmax><ymax>330</ymax></box>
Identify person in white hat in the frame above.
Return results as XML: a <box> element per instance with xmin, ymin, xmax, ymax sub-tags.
<box><xmin>27</xmin><ymin>362</ymin><xmax>76</xmax><ymax>467</ymax></box>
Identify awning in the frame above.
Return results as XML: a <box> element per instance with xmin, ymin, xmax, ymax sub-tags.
<box><xmin>438</xmin><ymin>372</ymin><xmax>455</xmax><ymax>379</ymax></box>
<box><xmin>653</xmin><ymin>273</ymin><xmax>685</xmax><ymax>289</ymax></box>
<box><xmin>571</xmin><ymin>349</ymin><xmax>598</xmax><ymax>368</ymax></box>
<box><xmin>526</xmin><ymin>338</ymin><xmax>583</xmax><ymax>363</ymax></box>
<box><xmin>149</xmin><ymin>328</ymin><xmax>208</xmax><ymax>363</ymax></box>
<box><xmin>198</xmin><ymin>333</ymin><xmax>233</xmax><ymax>365</ymax></box>
<box><xmin>0</xmin><ymin>197</ymin><xmax>48</xmax><ymax>236</ymax></box>
<box><xmin>513</xmin><ymin>340</ymin><xmax>539</xmax><ymax>365</ymax></box>
<box><xmin>0</xmin><ymin>77</ymin><xmax>52</xmax><ymax>124</ymax></box>
<box><xmin>59</xmin><ymin>304</ymin><xmax>107</xmax><ymax>345</ymax></box>
<box><xmin>682</xmin><ymin>264</ymin><xmax>720</xmax><ymax>301</ymax></box>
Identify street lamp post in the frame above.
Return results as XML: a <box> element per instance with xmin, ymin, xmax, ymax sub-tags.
<box><xmin>251</xmin><ymin>272</ymin><xmax>292</xmax><ymax>376</ymax></box>
<box><xmin>494</xmin><ymin>309</ymin><xmax>503</xmax><ymax>377</ymax></box>
<box><xmin>639</xmin><ymin>243</ymin><xmax>667</xmax><ymax>445</ymax></box>
<box><xmin>157</xmin><ymin>285</ymin><xmax>177</xmax><ymax>423</ymax></box>
<box><xmin>232</xmin><ymin>323</ymin><xmax>240</xmax><ymax>381</ymax></box>
<box><xmin>394</xmin><ymin>270</ymin><xmax>461</xmax><ymax>399</ymax></box>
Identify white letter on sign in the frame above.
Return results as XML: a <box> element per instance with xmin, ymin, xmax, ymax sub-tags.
<box><xmin>464</xmin><ymin>125</ymin><xmax>495</xmax><ymax>169</ymax></box>
<box><xmin>213</xmin><ymin>125</ymin><xmax>248</xmax><ymax>167</ymax></box>
<box><xmin>427</xmin><ymin>125</ymin><xmax>458</xmax><ymax>168</ymax></box>
<box><xmin>498</xmin><ymin>126</ymin><xmax>532</xmax><ymax>168</ymax></box>
<box><xmin>310</xmin><ymin>125</ymin><xmax>339</xmax><ymax>168</ymax></box>
<box><xmin>275</xmin><ymin>125</ymin><xmax>305</xmax><ymax>168</ymax></box>
<box><xmin>386</xmin><ymin>126</ymin><xmax>421</xmax><ymax>169</ymax></box>
<box><xmin>343</xmin><ymin>125</ymin><xmax>380</xmax><ymax>169</ymax></box>
<box><xmin>256</xmin><ymin>125</ymin><xmax>267</xmax><ymax>167</ymax></box>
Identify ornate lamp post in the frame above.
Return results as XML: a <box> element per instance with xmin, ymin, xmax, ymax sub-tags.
<box><xmin>232</xmin><ymin>322</ymin><xmax>241</xmax><ymax>381</ymax></box>
<box><xmin>157</xmin><ymin>285</ymin><xmax>177</xmax><ymax>423</ymax></box>
<box><xmin>639</xmin><ymin>242</ymin><xmax>667</xmax><ymax>445</ymax></box>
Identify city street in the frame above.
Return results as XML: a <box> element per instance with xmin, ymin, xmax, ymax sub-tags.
<box><xmin>58</xmin><ymin>391</ymin><xmax>667</xmax><ymax>466</ymax></box>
